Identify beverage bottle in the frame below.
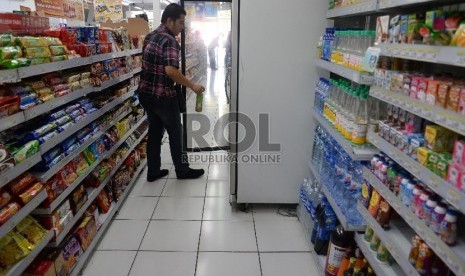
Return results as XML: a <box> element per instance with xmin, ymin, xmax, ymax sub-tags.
<box><xmin>424</xmin><ymin>196</ymin><xmax>437</xmax><ymax>226</ymax></box>
<box><xmin>416</xmin><ymin>190</ymin><xmax>430</xmax><ymax>219</ymax></box>
<box><xmin>343</xmin><ymin>30</ymin><xmax>353</xmax><ymax>68</ymax></box>
<box><xmin>430</xmin><ymin>203</ymin><xmax>447</xmax><ymax>234</ymax></box>
<box><xmin>410</xmin><ymin>185</ymin><xmax>423</xmax><ymax>214</ymax></box>
<box><xmin>324</xmin><ymin>225</ymin><xmax>355</xmax><ymax>276</ymax></box>
<box><xmin>416</xmin><ymin>240</ymin><xmax>433</xmax><ymax>275</ymax></box>
<box><xmin>367</xmin><ymin>96</ymin><xmax>380</xmax><ymax>133</ymax></box>
<box><xmin>317</xmin><ymin>36</ymin><xmax>323</xmax><ymax>59</ymax></box>
<box><xmin>331</xmin><ymin>31</ymin><xmax>340</xmax><ymax>63</ymax></box>
<box><xmin>439</xmin><ymin>209</ymin><xmax>458</xmax><ymax>246</ymax></box>
<box><xmin>195</xmin><ymin>93</ymin><xmax>203</xmax><ymax>112</ymax></box>
<box><xmin>352</xmin><ymin>90</ymin><xmax>368</xmax><ymax>145</ymax></box>
<box><xmin>403</xmin><ymin>181</ymin><xmax>416</xmax><ymax>209</ymax></box>
<box><xmin>344</xmin><ymin>88</ymin><xmax>356</xmax><ymax>141</ymax></box>
<box><xmin>342</xmin><ymin>258</ymin><xmax>356</xmax><ymax>276</ymax></box>
<box><xmin>341</xmin><ymin>31</ymin><xmax>349</xmax><ymax>67</ymax></box>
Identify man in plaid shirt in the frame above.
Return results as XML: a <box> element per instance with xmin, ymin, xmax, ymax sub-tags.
<box><xmin>139</xmin><ymin>3</ymin><xmax>205</xmax><ymax>182</ymax></box>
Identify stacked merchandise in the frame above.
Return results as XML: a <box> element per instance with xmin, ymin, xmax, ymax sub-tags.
<box><xmin>328</xmin><ymin>0</ymin><xmax>366</xmax><ymax>9</ymax></box>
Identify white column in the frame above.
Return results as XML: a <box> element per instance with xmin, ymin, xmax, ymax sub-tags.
<box><xmin>152</xmin><ymin>0</ymin><xmax>161</xmax><ymax>30</ymax></box>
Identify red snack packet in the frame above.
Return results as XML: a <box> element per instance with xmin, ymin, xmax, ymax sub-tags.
<box><xmin>96</xmin><ymin>190</ymin><xmax>110</xmax><ymax>214</ymax></box>
<box><xmin>9</xmin><ymin>172</ymin><xmax>36</xmax><ymax>195</ymax></box>
<box><xmin>0</xmin><ymin>202</ymin><xmax>20</xmax><ymax>225</ymax></box>
<box><xmin>18</xmin><ymin>182</ymin><xmax>44</xmax><ymax>205</ymax></box>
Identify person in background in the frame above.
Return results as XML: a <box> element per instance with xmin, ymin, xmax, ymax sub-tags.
<box><xmin>208</xmin><ymin>34</ymin><xmax>220</xmax><ymax>70</ymax></box>
<box><xmin>139</xmin><ymin>3</ymin><xmax>205</xmax><ymax>182</ymax></box>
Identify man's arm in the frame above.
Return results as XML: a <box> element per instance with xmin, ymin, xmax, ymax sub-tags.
<box><xmin>165</xmin><ymin>66</ymin><xmax>203</xmax><ymax>94</ymax></box>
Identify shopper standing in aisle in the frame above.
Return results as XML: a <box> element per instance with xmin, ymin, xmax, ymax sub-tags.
<box><xmin>139</xmin><ymin>3</ymin><xmax>205</xmax><ymax>181</ymax></box>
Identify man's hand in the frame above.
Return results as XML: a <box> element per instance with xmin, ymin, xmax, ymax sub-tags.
<box><xmin>192</xmin><ymin>84</ymin><xmax>205</xmax><ymax>94</ymax></box>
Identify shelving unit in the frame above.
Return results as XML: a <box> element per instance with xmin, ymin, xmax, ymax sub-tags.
<box><xmin>357</xmin><ymin>202</ymin><xmax>418</xmax><ymax>276</ymax></box>
<box><xmin>312</xmin><ymin>110</ymin><xmax>378</xmax><ymax>160</ymax></box>
<box><xmin>308</xmin><ymin>161</ymin><xmax>366</xmax><ymax>231</ymax></box>
<box><xmin>370</xmin><ymin>86</ymin><xmax>465</xmax><ymax>136</ymax></box>
<box><xmin>69</xmin><ymin>159</ymin><xmax>147</xmax><ymax>276</ymax></box>
<box><xmin>5</xmin><ymin>230</ymin><xmax>54</xmax><ymax>276</ymax></box>
<box><xmin>326</xmin><ymin>0</ymin><xmax>378</xmax><ymax>19</ymax></box>
<box><xmin>46</xmin><ymin>123</ymin><xmax>147</xmax><ymax>247</ymax></box>
<box><xmin>366</xmin><ymin>130</ymin><xmax>465</xmax><ymax>213</ymax></box>
<box><xmin>379</xmin><ymin>43</ymin><xmax>465</xmax><ymax>68</ymax></box>
<box><xmin>314</xmin><ymin>59</ymin><xmax>374</xmax><ymax>85</ymax></box>
<box><xmin>0</xmin><ymin>152</ymin><xmax>42</xmax><ymax>189</ymax></box>
<box><xmin>34</xmin><ymin>115</ymin><xmax>147</xmax><ymax>215</ymax></box>
<box><xmin>362</xmin><ymin>167</ymin><xmax>465</xmax><ymax>275</ymax></box>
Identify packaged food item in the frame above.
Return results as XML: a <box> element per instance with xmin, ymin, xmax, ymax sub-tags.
<box><xmin>15</xmin><ymin>216</ymin><xmax>47</xmax><ymax>245</ymax></box>
<box><xmin>24</xmin><ymin>259</ymin><xmax>56</xmax><ymax>276</ymax></box>
<box><xmin>71</xmin><ymin>185</ymin><xmax>87</xmax><ymax>213</ymax></box>
<box><xmin>58</xmin><ymin>121</ymin><xmax>74</xmax><ymax>132</ymax></box>
<box><xmin>51</xmin><ymin>84</ymin><xmax>69</xmax><ymax>93</ymax></box>
<box><xmin>61</xmin><ymin>136</ymin><xmax>78</xmax><ymax>152</ymax></box>
<box><xmin>409</xmin><ymin>235</ymin><xmax>420</xmax><ymax>266</ymax></box>
<box><xmin>24</xmin><ymin>47</ymin><xmax>52</xmax><ymax>58</ymax></box>
<box><xmin>0</xmin><ymin>189</ymin><xmax>11</xmax><ymax>209</ymax></box>
<box><xmin>80</xmin><ymin>72</ymin><xmax>91</xmax><ymax>80</ymax></box>
<box><xmin>9</xmin><ymin>172</ymin><xmax>36</xmax><ymax>195</ymax></box>
<box><xmin>376</xmin><ymin>243</ymin><xmax>391</xmax><ymax>265</ymax></box>
<box><xmin>28</xmin><ymin>57</ymin><xmax>51</xmax><ymax>65</ymax></box>
<box><xmin>0</xmin><ymin>58</ymin><xmax>30</xmax><ymax>69</ymax></box>
<box><xmin>368</xmin><ymin>189</ymin><xmax>381</xmax><ymax>217</ymax></box>
<box><xmin>43</xmin><ymin>175</ymin><xmax>66</xmax><ymax>206</ymax></box>
<box><xmin>96</xmin><ymin>190</ymin><xmax>110</xmax><ymax>214</ymax></box>
<box><xmin>75</xmin><ymin>216</ymin><xmax>97</xmax><ymax>251</ymax></box>
<box><xmin>0</xmin><ymin>232</ymin><xmax>31</xmax><ymax>272</ymax></box>
<box><xmin>0</xmin><ymin>46</ymin><xmax>22</xmax><ymax>60</ymax></box>
<box><xmin>45</xmin><ymin>153</ymin><xmax>65</xmax><ymax>170</ymax></box>
<box><xmin>73</xmin><ymin>154</ymin><xmax>89</xmax><ymax>176</ymax></box>
<box><xmin>459</xmin><ymin>87</ymin><xmax>465</xmax><ymax>115</ymax></box>
<box><xmin>376</xmin><ymin>198</ymin><xmax>392</xmax><ymax>229</ymax></box>
<box><xmin>436</xmin><ymin>82</ymin><xmax>450</xmax><ymax>108</ymax></box>
<box><xmin>408</xmin><ymin>13</ymin><xmax>425</xmax><ymax>44</ymax></box>
<box><xmin>447</xmin><ymin>85</ymin><xmax>462</xmax><ymax>112</ymax></box>
<box><xmin>426</xmin><ymin>80</ymin><xmax>440</xmax><ymax>105</ymax></box>
<box><xmin>416</xmin><ymin>241</ymin><xmax>433</xmax><ymax>275</ymax></box>
<box><xmin>57</xmin><ymin>163</ymin><xmax>78</xmax><ymax>186</ymax></box>
<box><xmin>60</xmin><ymin>234</ymin><xmax>82</xmax><ymax>273</ymax></box>
<box><xmin>49</xmin><ymin>110</ymin><xmax>66</xmax><ymax>121</ymax></box>
<box><xmin>0</xmin><ymin>202</ymin><xmax>20</xmax><ymax>225</ymax></box>
<box><xmin>51</xmin><ymin>55</ymin><xmax>68</xmax><ymax>62</ymax></box>
<box><xmin>49</xmin><ymin>45</ymin><xmax>68</xmax><ymax>56</ymax></box>
<box><xmin>16</xmin><ymin>37</ymin><xmax>50</xmax><ymax>48</ymax></box>
<box><xmin>68</xmin><ymin>81</ymin><xmax>81</xmax><ymax>91</ymax></box>
<box><xmin>18</xmin><ymin>182</ymin><xmax>44</xmax><ymax>205</ymax></box>
<box><xmin>0</xmin><ymin>34</ymin><xmax>12</xmax><ymax>47</ymax></box>
<box><xmin>38</xmin><ymin>130</ymin><xmax>59</xmax><ymax>145</ymax></box>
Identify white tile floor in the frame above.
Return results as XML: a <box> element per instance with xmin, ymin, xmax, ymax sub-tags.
<box><xmin>81</xmin><ymin>68</ymin><xmax>320</xmax><ymax>275</ymax></box>
<box><xmin>81</xmin><ymin>153</ymin><xmax>320</xmax><ymax>276</ymax></box>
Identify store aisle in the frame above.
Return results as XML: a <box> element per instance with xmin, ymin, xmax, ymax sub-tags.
<box><xmin>80</xmin><ymin>149</ymin><xmax>319</xmax><ymax>276</ymax></box>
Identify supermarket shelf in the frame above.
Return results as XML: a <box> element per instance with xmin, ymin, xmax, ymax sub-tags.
<box><xmin>315</xmin><ymin>59</ymin><xmax>374</xmax><ymax>85</ymax></box>
<box><xmin>370</xmin><ymin>86</ymin><xmax>465</xmax><ymax>136</ymax></box>
<box><xmin>94</xmin><ymin>71</ymin><xmax>134</xmax><ymax>92</ymax></box>
<box><xmin>378</xmin><ymin>0</ymin><xmax>462</xmax><ymax>9</ymax></box>
<box><xmin>24</xmin><ymin>86</ymin><xmax>94</xmax><ymax>121</ymax></box>
<box><xmin>39</xmin><ymin>89</ymin><xmax>135</xmax><ymax>154</ymax></box>
<box><xmin>132</xmin><ymin>67</ymin><xmax>142</xmax><ymax>74</ymax></box>
<box><xmin>379</xmin><ymin>43</ymin><xmax>465</xmax><ymax>68</ymax></box>
<box><xmin>309</xmin><ymin>161</ymin><xmax>366</xmax><ymax>231</ymax></box>
<box><xmin>69</xmin><ymin>159</ymin><xmax>146</xmax><ymax>276</ymax></box>
<box><xmin>0</xmin><ymin>189</ymin><xmax>47</xmax><ymax>240</ymax></box>
<box><xmin>354</xmin><ymin>234</ymin><xmax>407</xmax><ymax>276</ymax></box>
<box><xmin>312</xmin><ymin>110</ymin><xmax>378</xmax><ymax>160</ymax></box>
<box><xmin>362</xmin><ymin>166</ymin><xmax>465</xmax><ymax>276</ymax></box>
<box><xmin>0</xmin><ymin>111</ymin><xmax>26</xmax><ymax>132</ymax></box>
<box><xmin>5</xmin><ymin>230</ymin><xmax>54</xmax><ymax>276</ymax></box>
<box><xmin>0</xmin><ymin>69</ymin><xmax>20</xmax><ymax>83</ymax></box>
<box><xmin>34</xmin><ymin>115</ymin><xmax>147</xmax><ymax>214</ymax></box>
<box><xmin>35</xmin><ymin>109</ymin><xmax>132</xmax><ymax>183</ymax></box>
<box><xmin>326</xmin><ymin>0</ymin><xmax>378</xmax><ymax>19</ymax></box>
<box><xmin>366</xmin><ymin>130</ymin><xmax>465</xmax><ymax>214</ymax></box>
<box><xmin>0</xmin><ymin>152</ymin><xmax>42</xmax><ymax>189</ymax></box>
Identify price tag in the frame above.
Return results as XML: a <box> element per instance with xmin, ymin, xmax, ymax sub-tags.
<box><xmin>455</xmin><ymin>51</ymin><xmax>465</xmax><ymax>66</ymax></box>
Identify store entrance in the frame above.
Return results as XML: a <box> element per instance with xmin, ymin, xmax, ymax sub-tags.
<box><xmin>180</xmin><ymin>0</ymin><xmax>232</xmax><ymax>152</ymax></box>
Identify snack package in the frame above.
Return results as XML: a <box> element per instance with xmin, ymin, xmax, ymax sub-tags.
<box><xmin>0</xmin><ymin>34</ymin><xmax>12</xmax><ymax>47</ymax></box>
<box><xmin>31</xmin><ymin>123</ymin><xmax>57</xmax><ymax>139</ymax></box>
<box><xmin>15</xmin><ymin>37</ymin><xmax>50</xmax><ymax>48</ymax></box>
<box><xmin>425</xmin><ymin>125</ymin><xmax>455</xmax><ymax>152</ymax></box>
<box><xmin>82</xmin><ymin>148</ymin><xmax>96</xmax><ymax>165</ymax></box>
<box><xmin>38</xmin><ymin>130</ymin><xmax>59</xmax><ymax>145</ymax></box>
<box><xmin>9</xmin><ymin>172</ymin><xmax>36</xmax><ymax>195</ymax></box>
<box><xmin>448</xmin><ymin>85</ymin><xmax>462</xmax><ymax>112</ymax></box>
<box><xmin>75</xmin><ymin>216</ymin><xmax>97</xmax><ymax>251</ymax></box>
<box><xmin>61</xmin><ymin>136</ymin><xmax>79</xmax><ymax>153</ymax></box>
<box><xmin>57</xmin><ymin>163</ymin><xmax>78</xmax><ymax>186</ymax></box>
<box><xmin>0</xmin><ymin>58</ymin><xmax>30</xmax><ymax>69</ymax></box>
<box><xmin>14</xmin><ymin>216</ymin><xmax>47</xmax><ymax>245</ymax></box>
<box><xmin>24</xmin><ymin>47</ymin><xmax>52</xmax><ymax>58</ymax></box>
<box><xmin>28</xmin><ymin>57</ymin><xmax>51</xmax><ymax>66</ymax></box>
<box><xmin>18</xmin><ymin>182</ymin><xmax>44</xmax><ymax>205</ymax></box>
<box><xmin>49</xmin><ymin>45</ymin><xmax>68</xmax><ymax>56</ymax></box>
<box><xmin>73</xmin><ymin>154</ymin><xmax>89</xmax><ymax>176</ymax></box>
<box><xmin>60</xmin><ymin>234</ymin><xmax>82</xmax><ymax>273</ymax></box>
<box><xmin>96</xmin><ymin>190</ymin><xmax>110</xmax><ymax>214</ymax></box>
<box><xmin>0</xmin><ymin>202</ymin><xmax>20</xmax><ymax>226</ymax></box>
<box><xmin>13</xmin><ymin>140</ymin><xmax>39</xmax><ymax>164</ymax></box>
<box><xmin>49</xmin><ymin>110</ymin><xmax>66</xmax><ymax>121</ymax></box>
<box><xmin>43</xmin><ymin>175</ymin><xmax>66</xmax><ymax>206</ymax></box>
<box><xmin>0</xmin><ymin>232</ymin><xmax>31</xmax><ymax>272</ymax></box>
<box><xmin>51</xmin><ymin>55</ymin><xmax>68</xmax><ymax>62</ymax></box>
<box><xmin>0</xmin><ymin>46</ymin><xmax>22</xmax><ymax>60</ymax></box>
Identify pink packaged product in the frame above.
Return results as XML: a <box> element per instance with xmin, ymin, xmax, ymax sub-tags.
<box><xmin>417</xmin><ymin>77</ymin><xmax>429</xmax><ymax>102</ymax></box>
<box><xmin>453</xmin><ymin>140</ymin><xmax>465</xmax><ymax>165</ymax></box>
<box><xmin>447</xmin><ymin>164</ymin><xmax>462</xmax><ymax>190</ymax></box>
<box><xmin>410</xmin><ymin>76</ymin><xmax>421</xmax><ymax>99</ymax></box>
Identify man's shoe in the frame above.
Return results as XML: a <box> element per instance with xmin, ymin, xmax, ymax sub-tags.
<box><xmin>177</xmin><ymin>168</ymin><xmax>205</xmax><ymax>179</ymax></box>
<box><xmin>147</xmin><ymin>169</ymin><xmax>169</xmax><ymax>182</ymax></box>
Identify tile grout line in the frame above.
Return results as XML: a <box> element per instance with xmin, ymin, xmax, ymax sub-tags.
<box><xmin>125</xmin><ymin>175</ymin><xmax>169</xmax><ymax>276</ymax></box>
<box><xmin>252</xmin><ymin>208</ymin><xmax>264</xmax><ymax>276</ymax></box>
<box><xmin>193</xmin><ymin>156</ymin><xmax>212</xmax><ymax>276</ymax></box>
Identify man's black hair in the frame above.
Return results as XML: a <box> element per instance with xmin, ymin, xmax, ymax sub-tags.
<box><xmin>161</xmin><ymin>3</ymin><xmax>186</xmax><ymax>24</ymax></box>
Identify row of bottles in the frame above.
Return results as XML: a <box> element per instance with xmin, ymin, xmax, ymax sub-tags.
<box><xmin>311</xmin><ymin>126</ymin><xmax>365</xmax><ymax>227</ymax></box>
<box><xmin>315</xmin><ymin>78</ymin><xmax>385</xmax><ymax>145</ymax></box>
<box><xmin>319</xmin><ymin>29</ymin><xmax>376</xmax><ymax>72</ymax></box>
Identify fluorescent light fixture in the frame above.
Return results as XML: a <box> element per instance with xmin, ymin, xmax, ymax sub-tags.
<box><xmin>134</xmin><ymin>6</ymin><xmax>143</xmax><ymax>10</ymax></box>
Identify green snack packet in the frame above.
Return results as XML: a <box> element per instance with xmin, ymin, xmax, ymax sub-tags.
<box><xmin>28</xmin><ymin>57</ymin><xmax>51</xmax><ymax>65</ymax></box>
<box><xmin>0</xmin><ymin>46</ymin><xmax>22</xmax><ymax>60</ymax></box>
<box><xmin>51</xmin><ymin>55</ymin><xmax>68</xmax><ymax>62</ymax></box>
<box><xmin>24</xmin><ymin>47</ymin><xmax>51</xmax><ymax>58</ymax></box>
<box><xmin>13</xmin><ymin>140</ymin><xmax>39</xmax><ymax>164</ymax></box>
<box><xmin>0</xmin><ymin>34</ymin><xmax>12</xmax><ymax>47</ymax></box>
<box><xmin>49</xmin><ymin>45</ymin><xmax>67</xmax><ymax>56</ymax></box>
<box><xmin>1</xmin><ymin>58</ymin><xmax>30</xmax><ymax>69</ymax></box>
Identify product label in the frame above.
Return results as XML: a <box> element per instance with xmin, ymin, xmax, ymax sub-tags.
<box><xmin>352</xmin><ymin>123</ymin><xmax>367</xmax><ymax>144</ymax></box>
<box><xmin>325</xmin><ymin>243</ymin><xmax>347</xmax><ymax>276</ymax></box>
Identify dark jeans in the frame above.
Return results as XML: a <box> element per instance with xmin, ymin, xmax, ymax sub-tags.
<box><xmin>208</xmin><ymin>48</ymin><xmax>216</xmax><ymax>69</ymax></box>
<box><xmin>139</xmin><ymin>93</ymin><xmax>189</xmax><ymax>177</ymax></box>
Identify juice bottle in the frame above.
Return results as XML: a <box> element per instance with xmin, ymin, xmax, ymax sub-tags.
<box><xmin>352</xmin><ymin>90</ymin><xmax>368</xmax><ymax>145</ymax></box>
<box><xmin>195</xmin><ymin>93</ymin><xmax>203</xmax><ymax>112</ymax></box>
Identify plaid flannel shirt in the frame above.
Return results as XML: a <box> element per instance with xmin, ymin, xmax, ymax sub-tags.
<box><xmin>139</xmin><ymin>24</ymin><xmax>180</xmax><ymax>97</ymax></box>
